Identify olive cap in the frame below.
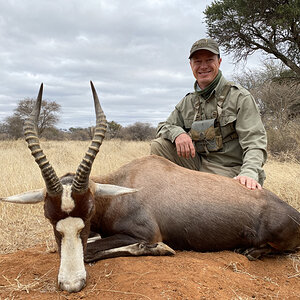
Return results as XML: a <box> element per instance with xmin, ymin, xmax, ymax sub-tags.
<box><xmin>189</xmin><ymin>38</ymin><xmax>220</xmax><ymax>59</ymax></box>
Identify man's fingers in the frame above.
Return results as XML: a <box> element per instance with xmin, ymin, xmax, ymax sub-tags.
<box><xmin>190</xmin><ymin>143</ymin><xmax>196</xmax><ymax>158</ymax></box>
<box><xmin>175</xmin><ymin>133</ymin><xmax>195</xmax><ymax>158</ymax></box>
<box><xmin>239</xmin><ymin>176</ymin><xmax>246</xmax><ymax>186</ymax></box>
<box><xmin>246</xmin><ymin>179</ymin><xmax>253</xmax><ymax>189</ymax></box>
<box><xmin>256</xmin><ymin>182</ymin><xmax>262</xmax><ymax>190</ymax></box>
<box><xmin>182</xmin><ymin>142</ymin><xmax>195</xmax><ymax>158</ymax></box>
<box><xmin>176</xmin><ymin>144</ymin><xmax>183</xmax><ymax>157</ymax></box>
<box><xmin>184</xmin><ymin>144</ymin><xmax>190</xmax><ymax>158</ymax></box>
<box><xmin>234</xmin><ymin>176</ymin><xmax>262</xmax><ymax>190</ymax></box>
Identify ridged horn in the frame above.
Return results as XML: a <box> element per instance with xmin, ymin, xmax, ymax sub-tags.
<box><xmin>72</xmin><ymin>81</ymin><xmax>107</xmax><ymax>193</ymax></box>
<box><xmin>23</xmin><ymin>83</ymin><xmax>63</xmax><ymax>195</ymax></box>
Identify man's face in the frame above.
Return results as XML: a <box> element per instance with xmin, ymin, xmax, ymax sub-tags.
<box><xmin>190</xmin><ymin>50</ymin><xmax>222</xmax><ymax>89</ymax></box>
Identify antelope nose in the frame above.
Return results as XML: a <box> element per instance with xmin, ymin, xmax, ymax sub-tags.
<box><xmin>59</xmin><ymin>278</ymin><xmax>86</xmax><ymax>293</ymax></box>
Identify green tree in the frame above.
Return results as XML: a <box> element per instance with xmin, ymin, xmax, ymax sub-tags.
<box><xmin>68</xmin><ymin>127</ymin><xmax>91</xmax><ymax>140</ymax></box>
<box><xmin>205</xmin><ymin>0</ymin><xmax>300</xmax><ymax>77</ymax></box>
<box><xmin>4</xmin><ymin>98</ymin><xmax>61</xmax><ymax>139</ymax></box>
<box><xmin>106</xmin><ymin>121</ymin><xmax>122</xmax><ymax>139</ymax></box>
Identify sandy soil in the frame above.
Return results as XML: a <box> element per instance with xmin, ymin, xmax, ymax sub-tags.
<box><xmin>0</xmin><ymin>246</ymin><xmax>299</xmax><ymax>300</ymax></box>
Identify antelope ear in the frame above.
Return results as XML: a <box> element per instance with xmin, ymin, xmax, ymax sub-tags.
<box><xmin>94</xmin><ymin>183</ymin><xmax>138</xmax><ymax>197</ymax></box>
<box><xmin>0</xmin><ymin>189</ymin><xmax>45</xmax><ymax>204</ymax></box>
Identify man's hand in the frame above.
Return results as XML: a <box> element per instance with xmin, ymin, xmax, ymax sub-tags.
<box><xmin>175</xmin><ymin>133</ymin><xmax>196</xmax><ymax>159</ymax></box>
<box><xmin>234</xmin><ymin>175</ymin><xmax>262</xmax><ymax>190</ymax></box>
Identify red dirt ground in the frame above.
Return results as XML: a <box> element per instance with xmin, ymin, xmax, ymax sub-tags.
<box><xmin>0</xmin><ymin>246</ymin><xmax>299</xmax><ymax>299</ymax></box>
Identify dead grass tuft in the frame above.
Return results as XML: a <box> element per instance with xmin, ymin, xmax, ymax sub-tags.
<box><xmin>288</xmin><ymin>253</ymin><xmax>300</xmax><ymax>279</ymax></box>
<box><xmin>0</xmin><ymin>267</ymin><xmax>56</xmax><ymax>294</ymax></box>
<box><xmin>224</xmin><ymin>262</ymin><xmax>278</xmax><ymax>285</ymax></box>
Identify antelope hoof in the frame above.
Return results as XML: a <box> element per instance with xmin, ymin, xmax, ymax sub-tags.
<box><xmin>58</xmin><ymin>278</ymin><xmax>86</xmax><ymax>293</ymax></box>
<box><xmin>138</xmin><ymin>242</ymin><xmax>176</xmax><ymax>256</ymax></box>
<box><xmin>241</xmin><ymin>246</ymin><xmax>272</xmax><ymax>260</ymax></box>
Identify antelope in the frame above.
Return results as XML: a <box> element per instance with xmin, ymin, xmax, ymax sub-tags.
<box><xmin>1</xmin><ymin>82</ymin><xmax>300</xmax><ymax>294</ymax></box>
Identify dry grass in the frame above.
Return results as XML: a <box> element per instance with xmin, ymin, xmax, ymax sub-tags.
<box><xmin>263</xmin><ymin>156</ymin><xmax>300</xmax><ymax>211</ymax></box>
<box><xmin>0</xmin><ymin>140</ymin><xmax>299</xmax><ymax>255</ymax></box>
<box><xmin>0</xmin><ymin>139</ymin><xmax>150</xmax><ymax>254</ymax></box>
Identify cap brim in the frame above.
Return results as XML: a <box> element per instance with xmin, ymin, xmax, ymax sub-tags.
<box><xmin>189</xmin><ymin>47</ymin><xmax>219</xmax><ymax>59</ymax></box>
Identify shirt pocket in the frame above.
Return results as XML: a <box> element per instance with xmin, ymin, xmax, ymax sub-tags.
<box><xmin>219</xmin><ymin>114</ymin><xmax>237</xmax><ymax>139</ymax></box>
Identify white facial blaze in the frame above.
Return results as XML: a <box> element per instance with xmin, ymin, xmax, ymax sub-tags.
<box><xmin>61</xmin><ymin>185</ymin><xmax>75</xmax><ymax>213</ymax></box>
<box><xmin>56</xmin><ymin>217</ymin><xmax>86</xmax><ymax>292</ymax></box>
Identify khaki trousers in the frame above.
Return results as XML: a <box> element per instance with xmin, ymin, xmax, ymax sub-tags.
<box><xmin>151</xmin><ymin>137</ymin><xmax>265</xmax><ymax>185</ymax></box>
<box><xmin>150</xmin><ymin>137</ymin><xmax>241</xmax><ymax>178</ymax></box>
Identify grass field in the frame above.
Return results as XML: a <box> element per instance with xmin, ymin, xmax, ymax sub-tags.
<box><xmin>0</xmin><ymin>140</ymin><xmax>300</xmax><ymax>255</ymax></box>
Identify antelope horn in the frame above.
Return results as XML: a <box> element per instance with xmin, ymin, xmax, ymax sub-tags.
<box><xmin>23</xmin><ymin>83</ymin><xmax>63</xmax><ymax>195</ymax></box>
<box><xmin>72</xmin><ymin>81</ymin><xmax>107</xmax><ymax>193</ymax></box>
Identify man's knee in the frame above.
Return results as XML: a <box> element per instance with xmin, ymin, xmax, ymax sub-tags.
<box><xmin>151</xmin><ymin>137</ymin><xmax>201</xmax><ymax>171</ymax></box>
<box><xmin>150</xmin><ymin>137</ymin><xmax>175</xmax><ymax>156</ymax></box>
<box><xmin>150</xmin><ymin>138</ymin><xmax>162</xmax><ymax>155</ymax></box>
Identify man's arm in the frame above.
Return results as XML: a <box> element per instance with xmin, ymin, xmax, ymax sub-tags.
<box><xmin>235</xmin><ymin>92</ymin><xmax>267</xmax><ymax>188</ymax></box>
<box><xmin>156</xmin><ymin>103</ymin><xmax>196</xmax><ymax>159</ymax></box>
<box><xmin>156</xmin><ymin>107</ymin><xmax>186</xmax><ymax>142</ymax></box>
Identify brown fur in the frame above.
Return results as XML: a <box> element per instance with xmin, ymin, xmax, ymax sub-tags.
<box><xmin>83</xmin><ymin>155</ymin><xmax>300</xmax><ymax>262</ymax></box>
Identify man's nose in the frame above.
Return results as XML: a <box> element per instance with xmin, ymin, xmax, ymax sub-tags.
<box><xmin>199</xmin><ymin>61</ymin><xmax>208</xmax><ymax>68</ymax></box>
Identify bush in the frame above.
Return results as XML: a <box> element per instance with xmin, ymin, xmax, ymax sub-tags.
<box><xmin>42</xmin><ymin>127</ymin><xmax>67</xmax><ymax>141</ymax></box>
<box><xmin>117</xmin><ymin>122</ymin><xmax>156</xmax><ymax>141</ymax></box>
<box><xmin>266</xmin><ymin>120</ymin><xmax>300</xmax><ymax>161</ymax></box>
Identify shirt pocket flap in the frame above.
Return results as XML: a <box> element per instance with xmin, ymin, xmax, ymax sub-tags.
<box><xmin>219</xmin><ymin>114</ymin><xmax>236</xmax><ymax>127</ymax></box>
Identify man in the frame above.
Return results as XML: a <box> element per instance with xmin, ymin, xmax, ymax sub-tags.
<box><xmin>151</xmin><ymin>38</ymin><xmax>267</xmax><ymax>190</ymax></box>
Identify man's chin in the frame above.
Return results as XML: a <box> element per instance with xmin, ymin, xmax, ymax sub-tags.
<box><xmin>197</xmin><ymin>78</ymin><xmax>212</xmax><ymax>88</ymax></box>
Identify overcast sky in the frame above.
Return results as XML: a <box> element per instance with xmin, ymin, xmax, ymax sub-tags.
<box><xmin>0</xmin><ymin>0</ymin><xmax>262</xmax><ymax>129</ymax></box>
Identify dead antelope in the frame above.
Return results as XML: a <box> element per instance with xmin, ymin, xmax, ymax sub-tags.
<box><xmin>1</xmin><ymin>82</ymin><xmax>300</xmax><ymax>293</ymax></box>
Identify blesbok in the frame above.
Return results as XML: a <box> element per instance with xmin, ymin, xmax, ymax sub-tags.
<box><xmin>1</xmin><ymin>82</ymin><xmax>300</xmax><ymax>293</ymax></box>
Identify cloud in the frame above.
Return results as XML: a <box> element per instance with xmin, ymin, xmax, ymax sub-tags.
<box><xmin>0</xmin><ymin>0</ymin><xmax>244</xmax><ymax>129</ymax></box>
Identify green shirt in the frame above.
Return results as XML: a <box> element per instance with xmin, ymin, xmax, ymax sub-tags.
<box><xmin>156</xmin><ymin>75</ymin><xmax>267</xmax><ymax>182</ymax></box>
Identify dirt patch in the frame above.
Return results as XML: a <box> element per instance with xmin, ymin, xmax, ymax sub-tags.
<box><xmin>0</xmin><ymin>246</ymin><xmax>299</xmax><ymax>299</ymax></box>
